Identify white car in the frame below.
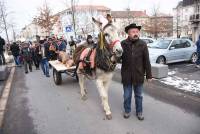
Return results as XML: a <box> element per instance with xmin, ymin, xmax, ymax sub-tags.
<box><xmin>148</xmin><ymin>38</ymin><xmax>198</xmax><ymax>64</ymax></box>
<box><xmin>141</xmin><ymin>37</ymin><xmax>156</xmax><ymax>45</ymax></box>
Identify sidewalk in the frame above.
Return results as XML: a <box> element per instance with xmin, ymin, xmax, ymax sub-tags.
<box><xmin>0</xmin><ymin>81</ymin><xmax>5</xmax><ymax>97</ymax></box>
<box><xmin>0</xmin><ymin>54</ymin><xmax>14</xmax><ymax>97</ymax></box>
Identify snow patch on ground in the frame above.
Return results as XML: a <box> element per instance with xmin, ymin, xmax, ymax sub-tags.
<box><xmin>159</xmin><ymin>71</ymin><xmax>200</xmax><ymax>93</ymax></box>
<box><xmin>168</xmin><ymin>71</ymin><xmax>176</xmax><ymax>75</ymax></box>
<box><xmin>116</xmin><ymin>65</ymin><xmax>200</xmax><ymax>93</ymax></box>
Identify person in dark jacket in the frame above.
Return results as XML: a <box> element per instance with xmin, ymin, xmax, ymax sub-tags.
<box><xmin>21</xmin><ymin>43</ymin><xmax>32</xmax><ymax>74</ymax></box>
<box><xmin>48</xmin><ymin>38</ymin><xmax>58</xmax><ymax>60</ymax></box>
<box><xmin>69</xmin><ymin>36</ymin><xmax>76</xmax><ymax>55</ymax></box>
<box><xmin>195</xmin><ymin>35</ymin><xmax>200</xmax><ymax>68</ymax></box>
<box><xmin>10</xmin><ymin>42</ymin><xmax>21</xmax><ymax>66</ymax></box>
<box><xmin>31</xmin><ymin>42</ymin><xmax>41</xmax><ymax>70</ymax></box>
<box><xmin>0</xmin><ymin>36</ymin><xmax>6</xmax><ymax>65</ymax></box>
<box><xmin>57</xmin><ymin>37</ymin><xmax>67</xmax><ymax>52</ymax></box>
<box><xmin>86</xmin><ymin>35</ymin><xmax>95</xmax><ymax>48</ymax></box>
<box><xmin>121</xmin><ymin>23</ymin><xmax>152</xmax><ymax>120</ymax></box>
<box><xmin>40</xmin><ymin>40</ymin><xmax>50</xmax><ymax>77</ymax></box>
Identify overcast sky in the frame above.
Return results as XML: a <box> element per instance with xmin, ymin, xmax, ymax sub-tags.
<box><xmin>4</xmin><ymin>0</ymin><xmax>180</xmax><ymax>39</ymax></box>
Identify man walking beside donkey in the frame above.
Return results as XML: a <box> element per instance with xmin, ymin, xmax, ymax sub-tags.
<box><xmin>121</xmin><ymin>23</ymin><xmax>152</xmax><ymax>121</ymax></box>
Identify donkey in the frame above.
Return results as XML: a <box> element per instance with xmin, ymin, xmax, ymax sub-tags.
<box><xmin>75</xmin><ymin>14</ymin><xmax>123</xmax><ymax>120</ymax></box>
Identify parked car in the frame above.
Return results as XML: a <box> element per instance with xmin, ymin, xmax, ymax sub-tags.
<box><xmin>148</xmin><ymin>38</ymin><xmax>198</xmax><ymax>64</ymax></box>
<box><xmin>141</xmin><ymin>37</ymin><xmax>156</xmax><ymax>45</ymax></box>
<box><xmin>181</xmin><ymin>36</ymin><xmax>193</xmax><ymax>41</ymax></box>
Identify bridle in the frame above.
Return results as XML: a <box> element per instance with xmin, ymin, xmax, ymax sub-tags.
<box><xmin>110</xmin><ymin>39</ymin><xmax>120</xmax><ymax>49</ymax></box>
<box><xmin>99</xmin><ymin>31</ymin><xmax>120</xmax><ymax>51</ymax></box>
<box><xmin>97</xmin><ymin>30</ymin><xmax>118</xmax><ymax>71</ymax></box>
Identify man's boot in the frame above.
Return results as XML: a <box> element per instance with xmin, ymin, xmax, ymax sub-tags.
<box><xmin>136</xmin><ymin>112</ymin><xmax>144</xmax><ymax>121</ymax></box>
<box><xmin>123</xmin><ymin>112</ymin><xmax>130</xmax><ymax>119</ymax></box>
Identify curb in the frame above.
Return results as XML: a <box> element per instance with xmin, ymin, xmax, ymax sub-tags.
<box><xmin>0</xmin><ymin>66</ymin><xmax>15</xmax><ymax>131</ymax></box>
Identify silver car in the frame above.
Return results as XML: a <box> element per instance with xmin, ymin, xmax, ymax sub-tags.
<box><xmin>148</xmin><ymin>39</ymin><xmax>198</xmax><ymax>64</ymax></box>
<box><xmin>141</xmin><ymin>37</ymin><xmax>156</xmax><ymax>45</ymax></box>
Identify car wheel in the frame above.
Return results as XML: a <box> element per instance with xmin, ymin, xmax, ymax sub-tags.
<box><xmin>191</xmin><ymin>53</ymin><xmax>198</xmax><ymax>63</ymax></box>
<box><xmin>156</xmin><ymin>56</ymin><xmax>166</xmax><ymax>64</ymax></box>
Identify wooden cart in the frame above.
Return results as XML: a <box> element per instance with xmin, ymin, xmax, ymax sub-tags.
<box><xmin>49</xmin><ymin>60</ymin><xmax>78</xmax><ymax>85</ymax></box>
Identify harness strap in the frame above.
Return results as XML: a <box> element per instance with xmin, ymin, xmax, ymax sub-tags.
<box><xmin>84</xmin><ymin>48</ymin><xmax>93</xmax><ymax>63</ymax></box>
<box><xmin>110</xmin><ymin>40</ymin><xmax>120</xmax><ymax>49</ymax></box>
<box><xmin>100</xmin><ymin>32</ymin><xmax>104</xmax><ymax>50</ymax></box>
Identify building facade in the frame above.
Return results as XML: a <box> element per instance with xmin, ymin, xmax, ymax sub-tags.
<box><xmin>111</xmin><ymin>10</ymin><xmax>149</xmax><ymax>38</ymax></box>
<box><xmin>17</xmin><ymin>23</ymin><xmax>47</xmax><ymax>41</ymax></box>
<box><xmin>56</xmin><ymin>5</ymin><xmax>110</xmax><ymax>40</ymax></box>
<box><xmin>111</xmin><ymin>11</ymin><xmax>173</xmax><ymax>39</ymax></box>
<box><xmin>144</xmin><ymin>15</ymin><xmax>173</xmax><ymax>38</ymax></box>
<box><xmin>173</xmin><ymin>0</ymin><xmax>200</xmax><ymax>41</ymax></box>
<box><xmin>190</xmin><ymin>0</ymin><xmax>200</xmax><ymax>42</ymax></box>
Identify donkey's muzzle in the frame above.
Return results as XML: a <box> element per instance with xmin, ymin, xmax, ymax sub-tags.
<box><xmin>116</xmin><ymin>49</ymin><xmax>123</xmax><ymax>57</ymax></box>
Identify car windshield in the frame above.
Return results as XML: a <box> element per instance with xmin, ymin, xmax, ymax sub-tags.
<box><xmin>149</xmin><ymin>40</ymin><xmax>172</xmax><ymax>49</ymax></box>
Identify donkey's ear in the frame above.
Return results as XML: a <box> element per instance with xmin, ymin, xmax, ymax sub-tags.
<box><xmin>106</xmin><ymin>14</ymin><xmax>112</xmax><ymax>23</ymax></box>
<box><xmin>92</xmin><ymin>17</ymin><xmax>102</xmax><ymax>29</ymax></box>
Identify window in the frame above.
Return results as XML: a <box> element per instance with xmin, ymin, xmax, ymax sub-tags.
<box><xmin>170</xmin><ymin>40</ymin><xmax>184</xmax><ymax>49</ymax></box>
<box><xmin>181</xmin><ymin>40</ymin><xmax>191</xmax><ymax>48</ymax></box>
<box><xmin>149</xmin><ymin>40</ymin><xmax>171</xmax><ymax>49</ymax></box>
<box><xmin>142</xmin><ymin>39</ymin><xmax>154</xmax><ymax>44</ymax></box>
<box><xmin>148</xmin><ymin>39</ymin><xmax>154</xmax><ymax>43</ymax></box>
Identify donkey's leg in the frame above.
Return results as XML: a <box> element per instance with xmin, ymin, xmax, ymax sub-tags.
<box><xmin>96</xmin><ymin>78</ymin><xmax>112</xmax><ymax>120</ymax></box>
<box><xmin>103</xmin><ymin>76</ymin><xmax>112</xmax><ymax>119</ymax></box>
<box><xmin>77</xmin><ymin>72</ymin><xmax>87</xmax><ymax>100</ymax></box>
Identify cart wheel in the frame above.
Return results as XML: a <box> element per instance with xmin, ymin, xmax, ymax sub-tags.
<box><xmin>53</xmin><ymin>69</ymin><xmax>62</xmax><ymax>85</ymax></box>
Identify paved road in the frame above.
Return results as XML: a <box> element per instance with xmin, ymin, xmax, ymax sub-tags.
<box><xmin>168</xmin><ymin>62</ymin><xmax>200</xmax><ymax>81</ymax></box>
<box><xmin>2</xmin><ymin>67</ymin><xmax>200</xmax><ymax>134</ymax></box>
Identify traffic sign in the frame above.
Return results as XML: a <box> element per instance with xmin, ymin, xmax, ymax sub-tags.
<box><xmin>65</xmin><ymin>25</ymin><xmax>72</xmax><ymax>32</ymax></box>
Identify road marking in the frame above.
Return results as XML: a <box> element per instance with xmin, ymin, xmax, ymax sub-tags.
<box><xmin>0</xmin><ymin>66</ymin><xmax>15</xmax><ymax>128</ymax></box>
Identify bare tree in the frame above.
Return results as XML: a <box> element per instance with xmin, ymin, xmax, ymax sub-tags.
<box><xmin>143</xmin><ymin>4</ymin><xmax>173</xmax><ymax>38</ymax></box>
<box><xmin>34</xmin><ymin>1</ymin><xmax>58</xmax><ymax>36</ymax></box>
<box><xmin>64</xmin><ymin>0</ymin><xmax>79</xmax><ymax>38</ymax></box>
<box><xmin>70</xmin><ymin>0</ymin><xmax>79</xmax><ymax>38</ymax></box>
<box><xmin>151</xmin><ymin>4</ymin><xmax>160</xmax><ymax>39</ymax></box>
<box><xmin>0</xmin><ymin>1</ymin><xmax>10</xmax><ymax>45</ymax></box>
<box><xmin>174</xmin><ymin>7</ymin><xmax>181</xmax><ymax>38</ymax></box>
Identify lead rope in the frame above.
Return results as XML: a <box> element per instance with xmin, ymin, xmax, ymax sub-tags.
<box><xmin>100</xmin><ymin>32</ymin><xmax>104</xmax><ymax>50</ymax></box>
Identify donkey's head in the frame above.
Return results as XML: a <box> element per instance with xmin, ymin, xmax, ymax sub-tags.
<box><xmin>92</xmin><ymin>14</ymin><xmax>123</xmax><ymax>57</ymax></box>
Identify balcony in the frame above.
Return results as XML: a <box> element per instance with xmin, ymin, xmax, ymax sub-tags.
<box><xmin>190</xmin><ymin>13</ymin><xmax>200</xmax><ymax>22</ymax></box>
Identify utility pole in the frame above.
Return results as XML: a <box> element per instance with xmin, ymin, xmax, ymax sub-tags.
<box><xmin>176</xmin><ymin>7</ymin><xmax>180</xmax><ymax>38</ymax></box>
<box><xmin>71</xmin><ymin>0</ymin><xmax>76</xmax><ymax>38</ymax></box>
<box><xmin>127</xmin><ymin>7</ymin><xmax>131</xmax><ymax>24</ymax></box>
<box><xmin>154</xmin><ymin>14</ymin><xmax>158</xmax><ymax>39</ymax></box>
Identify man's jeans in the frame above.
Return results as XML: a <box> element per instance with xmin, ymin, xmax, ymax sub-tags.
<box><xmin>41</xmin><ymin>58</ymin><xmax>49</xmax><ymax>76</ymax></box>
<box><xmin>123</xmin><ymin>84</ymin><xmax>143</xmax><ymax>114</ymax></box>
<box><xmin>196</xmin><ymin>53</ymin><xmax>200</xmax><ymax>65</ymax></box>
<box><xmin>14</xmin><ymin>56</ymin><xmax>20</xmax><ymax>65</ymax></box>
<box><xmin>24</xmin><ymin>60</ymin><xmax>32</xmax><ymax>73</ymax></box>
